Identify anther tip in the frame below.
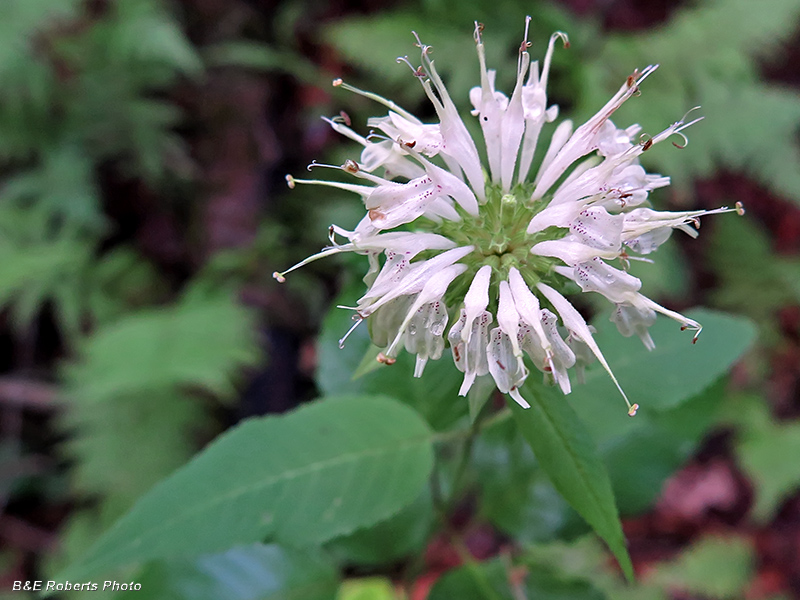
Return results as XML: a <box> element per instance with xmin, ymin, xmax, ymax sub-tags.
<box><xmin>627</xmin><ymin>403</ymin><xmax>639</xmax><ymax>417</ymax></box>
<box><xmin>272</xmin><ymin>272</ymin><xmax>286</xmax><ymax>283</ymax></box>
<box><xmin>735</xmin><ymin>201</ymin><xmax>746</xmax><ymax>216</ymax></box>
<box><xmin>285</xmin><ymin>174</ymin><xmax>295</xmax><ymax>189</ymax></box>
<box><xmin>377</xmin><ymin>352</ymin><xmax>396</xmax><ymax>365</ymax></box>
<box><xmin>332</xmin><ymin>78</ymin><xmax>343</xmax><ymax>87</ymax></box>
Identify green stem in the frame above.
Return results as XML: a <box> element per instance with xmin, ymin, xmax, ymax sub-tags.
<box><xmin>403</xmin><ymin>407</ymin><xmax>515</xmax><ymax>594</ymax></box>
<box><xmin>432</xmin><ymin>406</ymin><xmax>513</xmax><ymax>444</ymax></box>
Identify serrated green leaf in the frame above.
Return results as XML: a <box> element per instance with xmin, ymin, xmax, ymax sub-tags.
<box><xmin>651</xmin><ymin>536</ymin><xmax>754</xmax><ymax>599</ymax></box>
<box><xmin>61</xmin><ymin>395</ymin><xmax>435</xmax><ymax>580</ymax></box>
<box><xmin>512</xmin><ymin>380</ymin><xmax>633</xmax><ymax>581</ymax></box>
<box><xmin>739</xmin><ymin>423</ymin><xmax>800</xmax><ymax>521</ymax></box>
<box><xmin>136</xmin><ymin>543</ymin><xmax>339</xmax><ymax>600</ymax></box>
<box><xmin>325</xmin><ymin>489</ymin><xmax>433</xmax><ymax>566</ymax></box>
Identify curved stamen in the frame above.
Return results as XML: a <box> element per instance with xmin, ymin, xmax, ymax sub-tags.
<box><xmin>473</xmin><ymin>21</ymin><xmax>484</xmax><ymax>44</ymax></box>
<box><xmin>396</xmin><ymin>55</ymin><xmax>426</xmax><ymax>80</ymax></box>
<box><xmin>518</xmin><ymin>17</ymin><xmax>532</xmax><ymax>72</ymax></box>
<box><xmin>540</xmin><ymin>31</ymin><xmax>569</xmax><ymax>90</ymax></box>
<box><xmin>332</xmin><ymin>78</ymin><xmax>418</xmax><ymax>122</ymax></box>
<box><xmin>338</xmin><ymin>315</ymin><xmax>364</xmax><ymax>349</ymax></box>
<box><xmin>307</xmin><ymin>160</ymin><xmax>341</xmax><ymax>172</ymax></box>
<box><xmin>273</xmin><ymin>245</ymin><xmax>354</xmax><ymax>283</ymax></box>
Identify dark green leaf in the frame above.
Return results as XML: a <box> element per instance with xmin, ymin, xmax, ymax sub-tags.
<box><xmin>474</xmin><ymin>420</ymin><xmax>581</xmax><ymax>544</ymax></box>
<box><xmin>569</xmin><ymin>309</ymin><xmax>756</xmax><ymax>413</ymax></box>
<box><xmin>586</xmin><ymin>381</ymin><xmax>726</xmax><ymax>514</ymax></box>
<box><xmin>524</xmin><ymin>567</ymin><xmax>607</xmax><ymax>600</ymax></box>
<box><xmin>428</xmin><ymin>559</ymin><xmax>512</xmax><ymax>600</ymax></box>
<box><xmin>61</xmin><ymin>395</ymin><xmax>434</xmax><ymax>579</ymax></box>
<box><xmin>512</xmin><ymin>380</ymin><xmax>633</xmax><ymax>580</ymax></box>
<box><xmin>325</xmin><ymin>489</ymin><xmax>433</xmax><ymax>566</ymax></box>
<box><xmin>429</xmin><ymin>559</ymin><xmax>607</xmax><ymax>600</ymax></box>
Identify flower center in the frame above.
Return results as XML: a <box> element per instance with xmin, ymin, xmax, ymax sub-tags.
<box><xmin>423</xmin><ymin>183</ymin><xmax>565</xmax><ymax>306</ymax></box>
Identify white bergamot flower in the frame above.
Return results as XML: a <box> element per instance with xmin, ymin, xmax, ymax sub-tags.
<box><xmin>274</xmin><ymin>18</ymin><xmax>744</xmax><ymax>414</ymax></box>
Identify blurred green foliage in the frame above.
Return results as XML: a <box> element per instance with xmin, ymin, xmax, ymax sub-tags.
<box><xmin>0</xmin><ymin>0</ymin><xmax>797</xmax><ymax>599</ymax></box>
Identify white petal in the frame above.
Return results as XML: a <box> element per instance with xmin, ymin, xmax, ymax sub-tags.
<box><xmin>450</xmin><ymin>310</ymin><xmax>493</xmax><ymax>396</ymax></box>
<box><xmin>507</xmin><ymin>268</ymin><xmax>551</xmax><ymax>354</ymax></box>
<box><xmin>508</xmin><ymin>386</ymin><xmax>531</xmax><ymax>409</ymax></box>
<box><xmin>415</xmin><ymin>44</ymin><xmax>485</xmax><ymax>200</ymax></box>
<box><xmin>540</xmin><ymin>309</ymin><xmax>576</xmax><ymax>394</ymax></box>
<box><xmin>572</xmin><ymin>257</ymin><xmax>642</xmax><ymax>302</ymax></box>
<box><xmin>487</xmin><ymin>327</ymin><xmax>528</xmax><ymax>394</ymax></box>
<box><xmin>569</xmin><ymin>206</ymin><xmax>624</xmax><ymax>252</ymax></box>
<box><xmin>611</xmin><ymin>302</ymin><xmax>656</xmax><ymax>350</ymax></box>
<box><xmin>533</xmin><ymin>119</ymin><xmax>573</xmax><ymax>191</ymax></box>
<box><xmin>359</xmin><ymin>246</ymin><xmax>473</xmax><ymax>314</ymax></box>
<box><xmin>527</xmin><ymin>197</ymin><xmax>584</xmax><ymax>235</ymax></box>
<box><xmin>538</xmin><ymin>283</ymin><xmax>634</xmax><ymax>412</ymax></box>
<box><xmin>533</xmin><ymin>65</ymin><xmax>658</xmax><ymax>198</ymax></box>
<box><xmin>385</xmin><ymin>263</ymin><xmax>466</xmax><ymax>355</ymax></box>
<box><xmin>496</xmin><ymin>280</ymin><xmax>522</xmax><ymax>358</ymax></box>
<box><xmin>462</xmin><ymin>265</ymin><xmax>492</xmax><ymax>342</ymax></box>
<box><xmin>532</xmin><ymin>238</ymin><xmax>619</xmax><ymax>265</ymax></box>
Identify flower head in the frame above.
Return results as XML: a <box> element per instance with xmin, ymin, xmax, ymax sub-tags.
<box><xmin>275</xmin><ymin>19</ymin><xmax>744</xmax><ymax>414</ymax></box>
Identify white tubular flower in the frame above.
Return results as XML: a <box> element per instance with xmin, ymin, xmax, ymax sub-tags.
<box><xmin>275</xmin><ymin>19</ymin><xmax>744</xmax><ymax>415</ymax></box>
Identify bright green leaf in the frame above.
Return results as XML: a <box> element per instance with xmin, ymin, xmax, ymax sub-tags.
<box><xmin>513</xmin><ymin>380</ymin><xmax>633</xmax><ymax>580</ymax></box>
<box><xmin>651</xmin><ymin>536</ymin><xmax>754</xmax><ymax>599</ymax></box>
<box><xmin>337</xmin><ymin>577</ymin><xmax>397</xmax><ymax>600</ymax></box>
<box><xmin>586</xmin><ymin>381</ymin><xmax>726</xmax><ymax>515</ymax></box>
<box><xmin>61</xmin><ymin>395</ymin><xmax>434</xmax><ymax>579</ymax></box>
